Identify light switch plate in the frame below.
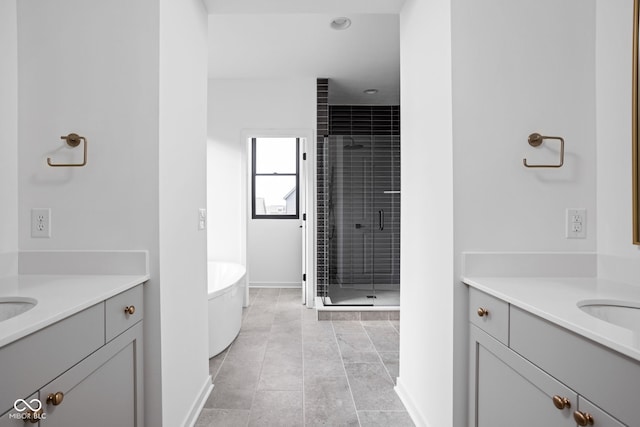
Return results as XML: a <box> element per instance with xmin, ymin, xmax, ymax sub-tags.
<box><xmin>198</xmin><ymin>208</ymin><xmax>207</xmax><ymax>230</ymax></box>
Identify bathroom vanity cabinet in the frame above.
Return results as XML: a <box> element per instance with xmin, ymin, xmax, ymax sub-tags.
<box><xmin>0</xmin><ymin>284</ymin><xmax>143</xmax><ymax>426</ymax></box>
<box><xmin>469</xmin><ymin>287</ymin><xmax>636</xmax><ymax>427</ymax></box>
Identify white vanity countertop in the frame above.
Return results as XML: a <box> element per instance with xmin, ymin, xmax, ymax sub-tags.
<box><xmin>463</xmin><ymin>276</ymin><xmax>640</xmax><ymax>362</ymax></box>
<box><xmin>0</xmin><ymin>273</ymin><xmax>149</xmax><ymax>348</ymax></box>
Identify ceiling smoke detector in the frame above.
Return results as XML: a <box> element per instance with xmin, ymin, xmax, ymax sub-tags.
<box><xmin>363</xmin><ymin>89</ymin><xmax>379</xmax><ymax>95</ymax></box>
<box><xmin>330</xmin><ymin>17</ymin><xmax>352</xmax><ymax>30</ymax></box>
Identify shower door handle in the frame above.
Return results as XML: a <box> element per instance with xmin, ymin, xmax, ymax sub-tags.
<box><xmin>378</xmin><ymin>210</ymin><xmax>385</xmax><ymax>231</ymax></box>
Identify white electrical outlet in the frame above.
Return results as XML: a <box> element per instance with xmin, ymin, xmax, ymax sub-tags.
<box><xmin>31</xmin><ymin>208</ymin><xmax>51</xmax><ymax>238</ymax></box>
<box><xmin>566</xmin><ymin>208</ymin><xmax>586</xmax><ymax>239</ymax></box>
<box><xmin>198</xmin><ymin>208</ymin><xmax>207</xmax><ymax>230</ymax></box>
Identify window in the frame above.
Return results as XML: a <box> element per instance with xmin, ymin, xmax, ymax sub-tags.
<box><xmin>252</xmin><ymin>137</ymin><xmax>299</xmax><ymax>219</ymax></box>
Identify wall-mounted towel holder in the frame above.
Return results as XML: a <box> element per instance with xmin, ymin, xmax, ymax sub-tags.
<box><xmin>47</xmin><ymin>133</ymin><xmax>87</xmax><ymax>167</ymax></box>
<box><xmin>523</xmin><ymin>133</ymin><xmax>564</xmax><ymax>168</ymax></box>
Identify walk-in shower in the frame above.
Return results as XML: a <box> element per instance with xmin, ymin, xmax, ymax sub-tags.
<box><xmin>322</xmin><ymin>134</ymin><xmax>400</xmax><ymax>306</ymax></box>
<box><xmin>316</xmin><ymin>102</ymin><xmax>401</xmax><ymax>306</ymax></box>
<box><xmin>315</xmin><ymin>77</ymin><xmax>402</xmax><ymax>307</ymax></box>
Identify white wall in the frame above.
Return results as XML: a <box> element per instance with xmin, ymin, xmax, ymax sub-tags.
<box><xmin>398</xmin><ymin>0</ymin><xmax>598</xmax><ymax>425</ymax></box>
<box><xmin>452</xmin><ymin>0</ymin><xmax>597</xmax><ymax>253</ymax></box>
<box><xmin>207</xmin><ymin>78</ymin><xmax>315</xmax><ymax>287</ymax></box>
<box><xmin>17</xmin><ymin>1</ymin><xmax>209</xmax><ymax>425</ymax></box>
<box><xmin>158</xmin><ymin>0</ymin><xmax>210</xmax><ymax>425</ymax></box>
<box><xmin>596</xmin><ymin>0</ymin><xmax>640</xmax><ymax>260</ymax></box>
<box><xmin>397</xmin><ymin>0</ymin><xmax>454</xmax><ymax>426</ymax></box>
<box><xmin>0</xmin><ymin>0</ymin><xmax>18</xmax><ymax>276</ymax></box>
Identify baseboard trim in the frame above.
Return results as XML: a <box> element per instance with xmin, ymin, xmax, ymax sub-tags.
<box><xmin>395</xmin><ymin>377</ymin><xmax>429</xmax><ymax>427</ymax></box>
<box><xmin>249</xmin><ymin>281</ymin><xmax>301</xmax><ymax>288</ymax></box>
<box><xmin>182</xmin><ymin>375</ymin><xmax>213</xmax><ymax>427</ymax></box>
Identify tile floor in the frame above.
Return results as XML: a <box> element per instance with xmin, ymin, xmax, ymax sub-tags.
<box><xmin>196</xmin><ymin>288</ymin><xmax>414</xmax><ymax>427</ymax></box>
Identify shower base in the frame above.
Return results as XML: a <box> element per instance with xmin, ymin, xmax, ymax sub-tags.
<box><xmin>315</xmin><ymin>296</ymin><xmax>400</xmax><ymax>321</ymax></box>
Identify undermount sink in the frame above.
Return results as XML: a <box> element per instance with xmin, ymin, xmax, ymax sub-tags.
<box><xmin>0</xmin><ymin>297</ymin><xmax>38</xmax><ymax>322</ymax></box>
<box><xmin>578</xmin><ymin>300</ymin><xmax>640</xmax><ymax>332</ymax></box>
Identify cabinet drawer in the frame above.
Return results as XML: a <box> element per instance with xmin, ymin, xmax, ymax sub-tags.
<box><xmin>469</xmin><ymin>287</ymin><xmax>509</xmax><ymax>345</ymax></box>
<box><xmin>510</xmin><ymin>306</ymin><xmax>639</xmax><ymax>427</ymax></box>
<box><xmin>0</xmin><ymin>304</ymin><xmax>104</xmax><ymax>415</ymax></box>
<box><xmin>105</xmin><ymin>285</ymin><xmax>143</xmax><ymax>342</ymax></box>
<box><xmin>577</xmin><ymin>396</ymin><xmax>625</xmax><ymax>427</ymax></box>
<box><xmin>0</xmin><ymin>393</ymin><xmax>40</xmax><ymax>426</ymax></box>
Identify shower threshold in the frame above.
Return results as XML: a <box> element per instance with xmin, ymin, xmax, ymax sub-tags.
<box><xmin>315</xmin><ymin>297</ymin><xmax>399</xmax><ymax>321</ymax></box>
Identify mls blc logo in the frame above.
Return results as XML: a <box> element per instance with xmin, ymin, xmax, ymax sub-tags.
<box><xmin>9</xmin><ymin>398</ymin><xmax>46</xmax><ymax>420</ymax></box>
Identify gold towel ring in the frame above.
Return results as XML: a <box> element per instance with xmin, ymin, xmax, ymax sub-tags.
<box><xmin>47</xmin><ymin>133</ymin><xmax>87</xmax><ymax>167</ymax></box>
<box><xmin>523</xmin><ymin>133</ymin><xmax>564</xmax><ymax>168</ymax></box>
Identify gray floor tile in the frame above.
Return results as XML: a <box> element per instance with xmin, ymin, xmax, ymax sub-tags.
<box><xmin>340</xmin><ymin>351</ymin><xmax>381</xmax><ymax>364</ymax></box>
<box><xmin>344</xmin><ymin>362</ymin><xmax>405</xmax><ymax>411</ymax></box>
<box><xmin>258</xmin><ymin>352</ymin><xmax>303</xmax><ymax>391</ymax></box>
<box><xmin>364</xmin><ymin>326</ymin><xmax>400</xmax><ymax>353</ymax></box>
<box><xmin>303</xmin><ymin>356</ymin><xmax>346</xmax><ymax>378</ymax></box>
<box><xmin>213</xmin><ymin>359</ymin><xmax>261</xmax><ymax>388</ymax></box>
<box><xmin>390</xmin><ymin>320</ymin><xmax>400</xmax><ymax>333</ymax></box>
<box><xmin>304</xmin><ymin>339</ymin><xmax>341</xmax><ymax>358</ymax></box>
<box><xmin>336</xmin><ymin>333</ymin><xmax>376</xmax><ymax>355</ymax></box>
<box><xmin>225</xmin><ymin>332</ymin><xmax>269</xmax><ymax>362</ymax></box>
<box><xmin>302</xmin><ymin>307</ymin><xmax>318</xmax><ymax>323</ymax></box>
<box><xmin>304</xmin><ymin>376</ymin><xmax>359</xmax><ymax>426</ymax></box>
<box><xmin>303</xmin><ymin>322</ymin><xmax>335</xmax><ymax>339</ymax></box>
<box><xmin>200</xmin><ymin>288</ymin><xmax>410</xmax><ymax>426</ymax></box>
<box><xmin>248</xmin><ymin>390</ymin><xmax>303</xmax><ymax>427</ymax></box>
<box><xmin>205</xmin><ymin>382</ymin><xmax>256</xmax><ymax>410</ymax></box>
<box><xmin>208</xmin><ymin>346</ymin><xmax>229</xmax><ymax>380</ymax></box>
<box><xmin>305</xmin><ymin>405</ymin><xmax>360</xmax><ymax>427</ymax></box>
<box><xmin>379</xmin><ymin>352</ymin><xmax>400</xmax><ymax>383</ymax></box>
<box><xmin>304</xmin><ymin>375</ymin><xmax>353</xmax><ymax>406</ymax></box>
<box><xmin>196</xmin><ymin>408</ymin><xmax>249</xmax><ymax>427</ymax></box>
<box><xmin>331</xmin><ymin>321</ymin><xmax>365</xmax><ymax>335</ymax></box>
<box><xmin>358</xmin><ymin>410</ymin><xmax>415</xmax><ymax>427</ymax></box>
<box><xmin>360</xmin><ymin>320</ymin><xmax>393</xmax><ymax>327</ymax></box>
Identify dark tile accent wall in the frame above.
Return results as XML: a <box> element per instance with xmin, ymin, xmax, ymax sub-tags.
<box><xmin>316</xmin><ymin>79</ymin><xmax>401</xmax><ymax>298</ymax></box>
<box><xmin>329</xmin><ymin>106</ymin><xmax>400</xmax><ymax>136</ymax></box>
<box><xmin>317</xmin><ymin>79</ymin><xmax>329</xmax><ymax>297</ymax></box>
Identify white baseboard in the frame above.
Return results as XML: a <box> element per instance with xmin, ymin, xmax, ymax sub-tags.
<box><xmin>249</xmin><ymin>281</ymin><xmax>301</xmax><ymax>288</ymax></box>
<box><xmin>395</xmin><ymin>377</ymin><xmax>429</xmax><ymax>427</ymax></box>
<box><xmin>182</xmin><ymin>375</ymin><xmax>213</xmax><ymax>427</ymax></box>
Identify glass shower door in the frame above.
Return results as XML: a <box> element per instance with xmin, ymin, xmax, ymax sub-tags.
<box><xmin>327</xmin><ymin>136</ymin><xmax>375</xmax><ymax>304</ymax></box>
<box><xmin>371</xmin><ymin>135</ymin><xmax>400</xmax><ymax>305</ymax></box>
<box><xmin>324</xmin><ymin>135</ymin><xmax>400</xmax><ymax>306</ymax></box>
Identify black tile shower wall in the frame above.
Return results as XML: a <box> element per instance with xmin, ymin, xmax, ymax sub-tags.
<box><xmin>317</xmin><ymin>79</ymin><xmax>329</xmax><ymax>297</ymax></box>
<box><xmin>329</xmin><ymin>106</ymin><xmax>400</xmax><ymax>136</ymax></box>
<box><xmin>316</xmin><ymin>79</ymin><xmax>401</xmax><ymax>298</ymax></box>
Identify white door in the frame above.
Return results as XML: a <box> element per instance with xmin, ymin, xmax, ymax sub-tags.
<box><xmin>300</xmin><ymin>138</ymin><xmax>307</xmax><ymax>304</ymax></box>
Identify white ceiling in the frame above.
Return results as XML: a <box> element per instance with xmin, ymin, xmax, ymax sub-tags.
<box><xmin>206</xmin><ymin>1</ymin><xmax>403</xmax><ymax>105</ymax></box>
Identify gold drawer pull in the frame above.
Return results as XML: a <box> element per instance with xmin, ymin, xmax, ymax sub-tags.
<box><xmin>24</xmin><ymin>408</ymin><xmax>43</xmax><ymax>423</ymax></box>
<box><xmin>477</xmin><ymin>307</ymin><xmax>489</xmax><ymax>317</ymax></box>
<box><xmin>124</xmin><ymin>305</ymin><xmax>136</xmax><ymax>315</ymax></box>
<box><xmin>47</xmin><ymin>391</ymin><xmax>64</xmax><ymax>406</ymax></box>
<box><xmin>574</xmin><ymin>411</ymin><xmax>594</xmax><ymax>426</ymax></box>
<box><xmin>552</xmin><ymin>395</ymin><xmax>571</xmax><ymax>410</ymax></box>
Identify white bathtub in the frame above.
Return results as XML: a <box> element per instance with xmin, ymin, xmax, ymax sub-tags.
<box><xmin>207</xmin><ymin>261</ymin><xmax>246</xmax><ymax>358</ymax></box>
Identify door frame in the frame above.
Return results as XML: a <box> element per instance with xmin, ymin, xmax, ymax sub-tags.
<box><xmin>241</xmin><ymin>129</ymin><xmax>316</xmax><ymax>307</ymax></box>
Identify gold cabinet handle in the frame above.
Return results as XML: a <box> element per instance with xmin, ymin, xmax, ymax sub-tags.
<box><xmin>574</xmin><ymin>411</ymin><xmax>594</xmax><ymax>426</ymax></box>
<box><xmin>552</xmin><ymin>395</ymin><xmax>571</xmax><ymax>410</ymax></box>
<box><xmin>124</xmin><ymin>305</ymin><xmax>136</xmax><ymax>315</ymax></box>
<box><xmin>24</xmin><ymin>408</ymin><xmax>43</xmax><ymax>423</ymax></box>
<box><xmin>47</xmin><ymin>391</ymin><xmax>64</xmax><ymax>406</ymax></box>
<box><xmin>477</xmin><ymin>307</ymin><xmax>489</xmax><ymax>317</ymax></box>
